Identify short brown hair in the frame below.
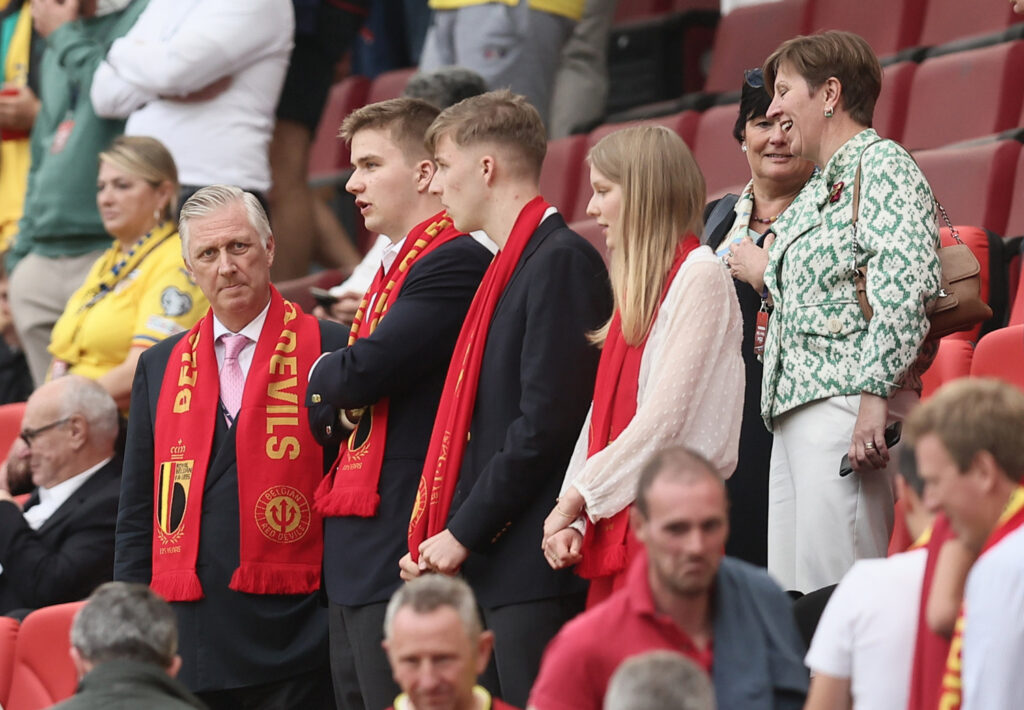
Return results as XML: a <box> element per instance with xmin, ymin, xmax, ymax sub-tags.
<box><xmin>424</xmin><ymin>89</ymin><xmax>547</xmax><ymax>179</ymax></box>
<box><xmin>339</xmin><ymin>97</ymin><xmax>441</xmax><ymax>163</ymax></box>
<box><xmin>634</xmin><ymin>447</ymin><xmax>725</xmax><ymax>518</ymax></box>
<box><xmin>904</xmin><ymin>378</ymin><xmax>1024</xmax><ymax>482</ymax></box>
<box><xmin>763</xmin><ymin>30</ymin><xmax>882</xmax><ymax>127</ymax></box>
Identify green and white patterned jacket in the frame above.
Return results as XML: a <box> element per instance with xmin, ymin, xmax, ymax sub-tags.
<box><xmin>761</xmin><ymin>129</ymin><xmax>942</xmax><ymax>429</ymax></box>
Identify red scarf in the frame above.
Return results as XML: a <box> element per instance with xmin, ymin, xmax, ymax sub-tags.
<box><xmin>906</xmin><ymin>515</ymin><xmax>955</xmax><ymax>710</ymax></box>
<box><xmin>576</xmin><ymin>236</ymin><xmax>700</xmax><ymax>580</ymax></box>
<box><xmin>407</xmin><ymin>197</ymin><xmax>551</xmax><ymax>558</ymax></box>
<box><xmin>315</xmin><ymin>213</ymin><xmax>465</xmax><ymax>517</ymax></box>
<box><xmin>938</xmin><ymin>485</ymin><xmax>1024</xmax><ymax>710</ymax></box>
<box><xmin>151</xmin><ymin>288</ymin><xmax>323</xmax><ymax>600</ymax></box>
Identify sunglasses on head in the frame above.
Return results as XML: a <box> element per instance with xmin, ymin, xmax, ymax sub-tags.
<box><xmin>744</xmin><ymin>68</ymin><xmax>764</xmax><ymax>89</ymax></box>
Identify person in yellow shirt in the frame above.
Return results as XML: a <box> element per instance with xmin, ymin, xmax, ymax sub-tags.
<box><xmin>49</xmin><ymin>136</ymin><xmax>208</xmax><ymax>410</ymax></box>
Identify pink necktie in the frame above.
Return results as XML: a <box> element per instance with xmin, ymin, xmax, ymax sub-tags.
<box><xmin>220</xmin><ymin>333</ymin><xmax>249</xmax><ymax>421</ymax></box>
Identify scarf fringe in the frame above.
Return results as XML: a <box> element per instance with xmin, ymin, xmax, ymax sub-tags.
<box><xmin>313</xmin><ymin>473</ymin><xmax>381</xmax><ymax>517</ymax></box>
<box><xmin>230</xmin><ymin>563</ymin><xmax>321</xmax><ymax>595</ymax></box>
<box><xmin>151</xmin><ymin>571</ymin><xmax>204</xmax><ymax>602</ymax></box>
<box><xmin>576</xmin><ymin>542</ymin><xmax>627</xmax><ymax>580</ymax></box>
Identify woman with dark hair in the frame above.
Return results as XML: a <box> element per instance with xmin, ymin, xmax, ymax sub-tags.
<box><xmin>760</xmin><ymin>31</ymin><xmax>942</xmax><ymax>592</ymax></box>
<box><xmin>703</xmin><ymin>68</ymin><xmax>816</xmax><ymax>567</ymax></box>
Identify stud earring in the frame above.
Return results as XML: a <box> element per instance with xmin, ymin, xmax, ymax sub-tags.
<box><xmin>824</xmin><ymin>105</ymin><xmax>834</xmax><ymax>118</ymax></box>
<box><xmin>741</xmin><ymin>143</ymin><xmax>748</xmax><ymax>153</ymax></box>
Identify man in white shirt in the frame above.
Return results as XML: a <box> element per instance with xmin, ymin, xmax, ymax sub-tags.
<box><xmin>90</xmin><ymin>0</ymin><xmax>294</xmax><ymax>206</ymax></box>
<box><xmin>804</xmin><ymin>450</ymin><xmax>934</xmax><ymax>710</ymax></box>
<box><xmin>905</xmin><ymin>377</ymin><xmax>1024</xmax><ymax>710</ymax></box>
<box><xmin>0</xmin><ymin>375</ymin><xmax>121</xmax><ymax>616</ymax></box>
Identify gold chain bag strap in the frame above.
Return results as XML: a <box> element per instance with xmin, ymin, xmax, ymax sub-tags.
<box><xmin>851</xmin><ymin>139</ymin><xmax>991</xmax><ymax>341</ymax></box>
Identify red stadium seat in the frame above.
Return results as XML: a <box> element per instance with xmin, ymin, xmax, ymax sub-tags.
<box><xmin>613</xmin><ymin>0</ymin><xmax>670</xmax><ymax>24</ymax></box>
<box><xmin>902</xmin><ymin>41</ymin><xmax>1024</xmax><ymax>151</ymax></box>
<box><xmin>970</xmin><ymin>325</ymin><xmax>1024</xmax><ymax>390</ymax></box>
<box><xmin>366</xmin><ymin>67</ymin><xmax>417</xmax><ymax>105</ymax></box>
<box><xmin>692</xmin><ymin>104</ymin><xmax>751</xmax><ymax>199</ymax></box>
<box><xmin>921</xmin><ymin>339</ymin><xmax>974</xmax><ymax>399</ymax></box>
<box><xmin>569</xmin><ymin>218</ymin><xmax>609</xmax><ymax>266</ymax></box>
<box><xmin>0</xmin><ymin>617</ymin><xmax>19</xmax><ymax>707</ymax></box>
<box><xmin>540</xmin><ymin>135</ymin><xmax>587</xmax><ymax>220</ymax></box>
<box><xmin>801</xmin><ymin>0</ymin><xmax>926</xmax><ymax>58</ymax></box>
<box><xmin>669</xmin><ymin>0</ymin><xmax>719</xmax><ymax>11</ymax></box>
<box><xmin>917</xmin><ymin>0</ymin><xmax>1023</xmax><ymax>49</ymax></box>
<box><xmin>703</xmin><ymin>0</ymin><xmax>807</xmax><ymax>94</ymax></box>
<box><xmin>913</xmin><ymin>140</ymin><xmax>1020</xmax><ymax>239</ymax></box>
<box><xmin>0</xmin><ymin>403</ymin><xmax>25</xmax><ymax>463</ymax></box>
<box><xmin>308</xmin><ymin>76</ymin><xmax>370</xmax><ymax>179</ymax></box>
<box><xmin>5</xmin><ymin>602</ymin><xmax>83</xmax><ymax>710</ymax></box>
<box><xmin>872</xmin><ymin>61</ymin><xmax>916</xmax><ymax>143</ymax></box>
<box><xmin>1005</xmin><ymin>146</ymin><xmax>1024</xmax><ymax>239</ymax></box>
<box><xmin>1010</xmin><ymin>255</ymin><xmax>1024</xmax><ymax>326</ymax></box>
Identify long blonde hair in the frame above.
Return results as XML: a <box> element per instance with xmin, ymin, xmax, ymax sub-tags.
<box><xmin>588</xmin><ymin>125</ymin><xmax>705</xmax><ymax>346</ymax></box>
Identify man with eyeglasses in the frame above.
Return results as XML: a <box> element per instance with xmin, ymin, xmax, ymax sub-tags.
<box><xmin>0</xmin><ymin>375</ymin><xmax>122</xmax><ymax>617</ymax></box>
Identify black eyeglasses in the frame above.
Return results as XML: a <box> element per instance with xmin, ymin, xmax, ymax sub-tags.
<box><xmin>744</xmin><ymin>68</ymin><xmax>765</xmax><ymax>89</ymax></box>
<box><xmin>20</xmin><ymin>417</ymin><xmax>71</xmax><ymax>447</ymax></box>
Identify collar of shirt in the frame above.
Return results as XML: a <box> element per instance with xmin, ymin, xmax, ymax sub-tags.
<box><xmin>212</xmin><ymin>300</ymin><xmax>271</xmax><ymax>380</ymax></box>
<box><xmin>380</xmin><ymin>236</ymin><xmax>406</xmax><ymax>275</ymax></box>
<box><xmin>24</xmin><ymin>456</ymin><xmax>113</xmax><ymax>531</ymax></box>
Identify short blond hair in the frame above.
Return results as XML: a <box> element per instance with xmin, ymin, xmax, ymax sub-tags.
<box><xmin>339</xmin><ymin>97</ymin><xmax>440</xmax><ymax>163</ymax></box>
<box><xmin>904</xmin><ymin>378</ymin><xmax>1024</xmax><ymax>481</ymax></box>
<box><xmin>99</xmin><ymin>136</ymin><xmax>179</xmax><ymax>221</ymax></box>
<box><xmin>424</xmin><ymin>89</ymin><xmax>547</xmax><ymax>179</ymax></box>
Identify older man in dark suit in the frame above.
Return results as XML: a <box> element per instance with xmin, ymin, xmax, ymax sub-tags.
<box><xmin>0</xmin><ymin>375</ymin><xmax>121</xmax><ymax>616</ymax></box>
<box><xmin>401</xmin><ymin>90</ymin><xmax>612</xmax><ymax>707</ymax></box>
<box><xmin>114</xmin><ymin>185</ymin><xmax>347</xmax><ymax>710</ymax></box>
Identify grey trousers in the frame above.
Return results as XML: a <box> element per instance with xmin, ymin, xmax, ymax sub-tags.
<box><xmin>329</xmin><ymin>600</ymin><xmax>400</xmax><ymax>710</ymax></box>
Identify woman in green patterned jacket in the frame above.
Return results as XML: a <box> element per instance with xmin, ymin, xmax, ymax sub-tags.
<box><xmin>759</xmin><ymin>31</ymin><xmax>942</xmax><ymax>594</ymax></box>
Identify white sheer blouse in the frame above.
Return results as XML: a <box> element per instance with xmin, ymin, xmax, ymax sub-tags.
<box><xmin>561</xmin><ymin>246</ymin><xmax>745</xmax><ymax>523</ymax></box>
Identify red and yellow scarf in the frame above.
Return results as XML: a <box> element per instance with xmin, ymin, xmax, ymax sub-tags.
<box><xmin>315</xmin><ymin>212</ymin><xmax>465</xmax><ymax>517</ymax></box>
<box><xmin>576</xmin><ymin>235</ymin><xmax>700</xmax><ymax>582</ymax></box>
<box><xmin>151</xmin><ymin>287</ymin><xmax>323</xmax><ymax>600</ymax></box>
<box><xmin>407</xmin><ymin>197</ymin><xmax>551</xmax><ymax>558</ymax></box>
<box><xmin>938</xmin><ymin>484</ymin><xmax>1024</xmax><ymax>710</ymax></box>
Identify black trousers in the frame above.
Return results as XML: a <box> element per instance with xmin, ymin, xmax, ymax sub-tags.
<box><xmin>329</xmin><ymin>600</ymin><xmax>400</xmax><ymax>710</ymax></box>
<box><xmin>477</xmin><ymin>592</ymin><xmax>586</xmax><ymax>708</ymax></box>
<box><xmin>196</xmin><ymin>665</ymin><xmax>333</xmax><ymax>710</ymax></box>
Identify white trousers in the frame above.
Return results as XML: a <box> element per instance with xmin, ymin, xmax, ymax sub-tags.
<box><xmin>767</xmin><ymin>392</ymin><xmax>917</xmax><ymax>593</ymax></box>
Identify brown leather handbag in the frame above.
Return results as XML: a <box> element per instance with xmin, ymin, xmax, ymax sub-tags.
<box><xmin>851</xmin><ymin>140</ymin><xmax>991</xmax><ymax>341</ymax></box>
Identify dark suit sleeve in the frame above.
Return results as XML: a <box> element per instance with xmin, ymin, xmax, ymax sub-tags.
<box><xmin>0</xmin><ymin>482</ymin><xmax>118</xmax><ymax>608</ymax></box>
<box><xmin>113</xmin><ymin>351</ymin><xmax>158</xmax><ymax>584</ymax></box>
<box><xmin>307</xmin><ymin>240</ymin><xmax>490</xmax><ymax>410</ymax></box>
<box><xmin>448</xmin><ymin>241</ymin><xmax>610</xmax><ymax>552</ymax></box>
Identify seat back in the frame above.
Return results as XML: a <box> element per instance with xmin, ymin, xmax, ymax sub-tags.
<box><xmin>970</xmin><ymin>325</ymin><xmax>1024</xmax><ymax>390</ymax></box>
<box><xmin>540</xmin><ymin>135</ymin><xmax>588</xmax><ymax>220</ymax></box>
<box><xmin>308</xmin><ymin>76</ymin><xmax>370</xmax><ymax>179</ymax></box>
<box><xmin>918</xmin><ymin>0</ymin><xmax>1022</xmax><ymax>49</ymax></box>
<box><xmin>1005</xmin><ymin>145</ymin><xmax>1024</xmax><ymax>240</ymax></box>
<box><xmin>921</xmin><ymin>339</ymin><xmax>974</xmax><ymax>399</ymax></box>
<box><xmin>0</xmin><ymin>402</ymin><xmax>26</xmax><ymax>461</ymax></box>
<box><xmin>691</xmin><ymin>103</ymin><xmax>750</xmax><ymax>198</ymax></box>
<box><xmin>913</xmin><ymin>140</ymin><xmax>1020</xmax><ymax>239</ymax></box>
<box><xmin>903</xmin><ymin>41</ymin><xmax>1024</xmax><ymax>151</ymax></box>
<box><xmin>365</xmin><ymin>67</ymin><xmax>416</xmax><ymax>105</ymax></box>
<box><xmin>872</xmin><ymin>61</ymin><xmax>917</xmax><ymax>143</ymax></box>
<box><xmin>802</xmin><ymin>0</ymin><xmax>925</xmax><ymax>57</ymax></box>
<box><xmin>568</xmin><ymin>218</ymin><xmax>609</xmax><ymax>266</ymax></box>
<box><xmin>6</xmin><ymin>602</ymin><xmax>84</xmax><ymax>710</ymax></box>
<box><xmin>703</xmin><ymin>0</ymin><xmax>807</xmax><ymax>94</ymax></box>
<box><xmin>0</xmin><ymin>617</ymin><xmax>20</xmax><ymax>707</ymax></box>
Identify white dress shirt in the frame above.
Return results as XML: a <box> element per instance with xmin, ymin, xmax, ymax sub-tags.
<box><xmin>212</xmin><ymin>301</ymin><xmax>270</xmax><ymax>381</ymax></box>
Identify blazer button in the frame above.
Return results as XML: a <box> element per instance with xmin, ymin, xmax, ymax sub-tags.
<box><xmin>827</xmin><ymin>317</ymin><xmax>842</xmax><ymax>334</ymax></box>
<box><xmin>311</xmin><ymin>394</ymin><xmax>322</xmax><ymax>404</ymax></box>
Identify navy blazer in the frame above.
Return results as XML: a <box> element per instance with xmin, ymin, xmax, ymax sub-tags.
<box><xmin>447</xmin><ymin>213</ymin><xmax>612</xmax><ymax>608</ymax></box>
<box><xmin>0</xmin><ymin>456</ymin><xmax>122</xmax><ymax>614</ymax></box>
<box><xmin>114</xmin><ymin>319</ymin><xmax>348</xmax><ymax>693</ymax></box>
<box><xmin>307</xmin><ymin>235</ymin><xmax>492</xmax><ymax>606</ymax></box>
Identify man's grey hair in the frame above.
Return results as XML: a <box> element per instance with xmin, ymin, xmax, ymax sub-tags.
<box><xmin>604</xmin><ymin>651</ymin><xmax>716</xmax><ymax>710</ymax></box>
<box><xmin>403</xmin><ymin>66</ymin><xmax>488</xmax><ymax>110</ymax></box>
<box><xmin>384</xmin><ymin>575</ymin><xmax>482</xmax><ymax>641</ymax></box>
<box><xmin>178</xmin><ymin>185</ymin><xmax>271</xmax><ymax>264</ymax></box>
<box><xmin>70</xmin><ymin>582</ymin><xmax>178</xmax><ymax>668</ymax></box>
<box><xmin>58</xmin><ymin>375</ymin><xmax>119</xmax><ymax>443</ymax></box>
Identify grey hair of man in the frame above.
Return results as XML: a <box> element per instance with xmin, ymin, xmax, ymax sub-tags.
<box><xmin>634</xmin><ymin>446</ymin><xmax>727</xmax><ymax>519</ymax></box>
<box><xmin>58</xmin><ymin>375</ymin><xmax>119</xmax><ymax>443</ymax></box>
<box><xmin>383</xmin><ymin>574</ymin><xmax>483</xmax><ymax>641</ymax></box>
<box><xmin>604</xmin><ymin>651</ymin><xmax>716</xmax><ymax>710</ymax></box>
<box><xmin>71</xmin><ymin>582</ymin><xmax>178</xmax><ymax>668</ymax></box>
<box><xmin>403</xmin><ymin>66</ymin><xmax>488</xmax><ymax>110</ymax></box>
<box><xmin>178</xmin><ymin>185</ymin><xmax>271</xmax><ymax>266</ymax></box>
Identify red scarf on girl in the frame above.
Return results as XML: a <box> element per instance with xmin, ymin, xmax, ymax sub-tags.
<box><xmin>576</xmin><ymin>235</ymin><xmax>700</xmax><ymax>581</ymax></box>
<box><xmin>315</xmin><ymin>212</ymin><xmax>465</xmax><ymax>517</ymax></box>
<box><xmin>938</xmin><ymin>484</ymin><xmax>1024</xmax><ymax>710</ymax></box>
<box><xmin>151</xmin><ymin>288</ymin><xmax>323</xmax><ymax>600</ymax></box>
<box><xmin>407</xmin><ymin>197</ymin><xmax>551</xmax><ymax>558</ymax></box>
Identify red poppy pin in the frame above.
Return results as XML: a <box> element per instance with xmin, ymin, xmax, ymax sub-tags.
<box><xmin>829</xmin><ymin>181</ymin><xmax>845</xmax><ymax>203</ymax></box>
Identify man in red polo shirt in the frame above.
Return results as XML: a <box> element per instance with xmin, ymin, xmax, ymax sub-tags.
<box><xmin>528</xmin><ymin>447</ymin><xmax>808</xmax><ymax>710</ymax></box>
